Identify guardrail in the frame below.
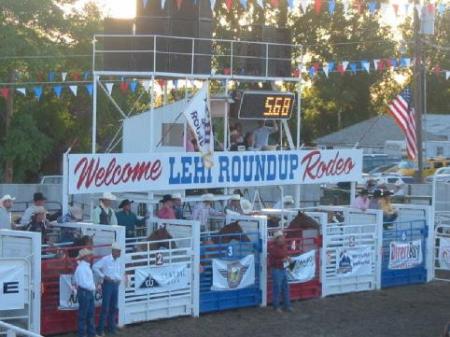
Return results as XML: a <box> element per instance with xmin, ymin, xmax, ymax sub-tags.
<box><xmin>0</xmin><ymin>321</ymin><xmax>42</xmax><ymax>337</ymax></box>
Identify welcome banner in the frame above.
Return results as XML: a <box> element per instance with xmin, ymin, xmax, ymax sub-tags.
<box><xmin>67</xmin><ymin>149</ymin><xmax>363</xmax><ymax>194</ymax></box>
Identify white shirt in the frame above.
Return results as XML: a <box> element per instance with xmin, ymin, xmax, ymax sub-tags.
<box><xmin>191</xmin><ymin>202</ymin><xmax>222</xmax><ymax>229</ymax></box>
<box><xmin>20</xmin><ymin>206</ymin><xmax>36</xmax><ymax>225</ymax></box>
<box><xmin>93</xmin><ymin>254</ymin><xmax>123</xmax><ymax>282</ymax></box>
<box><xmin>74</xmin><ymin>260</ymin><xmax>96</xmax><ymax>291</ymax></box>
<box><xmin>0</xmin><ymin>207</ymin><xmax>12</xmax><ymax>230</ymax></box>
<box><xmin>253</xmin><ymin>126</ymin><xmax>277</xmax><ymax>148</ymax></box>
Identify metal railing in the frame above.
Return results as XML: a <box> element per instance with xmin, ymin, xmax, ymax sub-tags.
<box><xmin>93</xmin><ymin>34</ymin><xmax>303</xmax><ymax>81</ymax></box>
<box><xmin>0</xmin><ymin>321</ymin><xmax>42</xmax><ymax>337</ymax></box>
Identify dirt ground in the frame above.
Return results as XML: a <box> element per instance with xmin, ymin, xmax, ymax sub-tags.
<box><xmin>67</xmin><ymin>282</ymin><xmax>450</xmax><ymax>337</ymax></box>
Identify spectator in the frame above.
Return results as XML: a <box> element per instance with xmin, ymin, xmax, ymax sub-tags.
<box><xmin>377</xmin><ymin>190</ymin><xmax>398</xmax><ymax>228</ymax></box>
<box><xmin>0</xmin><ymin>194</ymin><xmax>15</xmax><ymax>230</ymax></box>
<box><xmin>368</xmin><ymin>190</ymin><xmax>381</xmax><ymax>210</ymax></box>
<box><xmin>351</xmin><ymin>189</ymin><xmax>370</xmax><ymax>211</ymax></box>
<box><xmin>73</xmin><ymin>248</ymin><xmax>96</xmax><ymax>337</ymax></box>
<box><xmin>21</xmin><ymin>192</ymin><xmax>47</xmax><ymax>226</ymax></box>
<box><xmin>243</xmin><ymin>132</ymin><xmax>256</xmax><ymax>150</ymax></box>
<box><xmin>172</xmin><ymin>193</ymin><xmax>184</xmax><ymax>219</ymax></box>
<box><xmin>93</xmin><ymin>242</ymin><xmax>123</xmax><ymax>336</ymax></box>
<box><xmin>225</xmin><ymin>194</ymin><xmax>243</xmax><ymax>215</ymax></box>
<box><xmin>232</xmin><ymin>122</ymin><xmax>244</xmax><ymax>143</ymax></box>
<box><xmin>116</xmin><ymin>199</ymin><xmax>145</xmax><ymax>237</ymax></box>
<box><xmin>157</xmin><ymin>194</ymin><xmax>176</xmax><ymax>220</ymax></box>
<box><xmin>191</xmin><ymin>193</ymin><xmax>223</xmax><ymax>230</ymax></box>
<box><xmin>240</xmin><ymin>198</ymin><xmax>253</xmax><ymax>215</ymax></box>
<box><xmin>393</xmin><ymin>180</ymin><xmax>405</xmax><ymax>197</ymax></box>
<box><xmin>26</xmin><ymin>206</ymin><xmax>51</xmax><ymax>243</ymax></box>
<box><xmin>58</xmin><ymin>205</ymin><xmax>83</xmax><ymax>223</ymax></box>
<box><xmin>269</xmin><ymin>230</ymin><xmax>292</xmax><ymax>313</ymax></box>
<box><xmin>273</xmin><ymin>195</ymin><xmax>294</xmax><ymax>209</ymax></box>
<box><xmin>93</xmin><ymin>193</ymin><xmax>118</xmax><ymax>226</ymax></box>
<box><xmin>253</xmin><ymin>120</ymin><xmax>278</xmax><ymax>148</ymax></box>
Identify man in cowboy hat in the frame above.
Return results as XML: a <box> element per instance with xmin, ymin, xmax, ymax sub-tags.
<box><xmin>273</xmin><ymin>195</ymin><xmax>294</xmax><ymax>210</ymax></box>
<box><xmin>157</xmin><ymin>194</ymin><xmax>176</xmax><ymax>220</ymax></box>
<box><xmin>93</xmin><ymin>192</ymin><xmax>118</xmax><ymax>226</ymax></box>
<box><xmin>172</xmin><ymin>193</ymin><xmax>184</xmax><ymax>220</ymax></box>
<box><xmin>26</xmin><ymin>206</ymin><xmax>51</xmax><ymax>243</ymax></box>
<box><xmin>191</xmin><ymin>193</ymin><xmax>223</xmax><ymax>231</ymax></box>
<box><xmin>0</xmin><ymin>194</ymin><xmax>15</xmax><ymax>230</ymax></box>
<box><xmin>225</xmin><ymin>194</ymin><xmax>243</xmax><ymax>215</ymax></box>
<box><xmin>116</xmin><ymin>199</ymin><xmax>144</xmax><ymax>237</ymax></box>
<box><xmin>93</xmin><ymin>242</ymin><xmax>124</xmax><ymax>336</ymax></box>
<box><xmin>20</xmin><ymin>192</ymin><xmax>47</xmax><ymax>226</ymax></box>
<box><xmin>269</xmin><ymin>230</ymin><xmax>292</xmax><ymax>313</ymax></box>
<box><xmin>351</xmin><ymin>189</ymin><xmax>370</xmax><ymax>211</ymax></box>
<box><xmin>74</xmin><ymin>248</ymin><xmax>96</xmax><ymax>337</ymax></box>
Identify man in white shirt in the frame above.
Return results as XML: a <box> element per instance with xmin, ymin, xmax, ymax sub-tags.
<box><xmin>20</xmin><ymin>192</ymin><xmax>46</xmax><ymax>226</ymax></box>
<box><xmin>0</xmin><ymin>194</ymin><xmax>15</xmax><ymax>230</ymax></box>
<box><xmin>253</xmin><ymin>120</ymin><xmax>278</xmax><ymax>149</ymax></box>
<box><xmin>93</xmin><ymin>243</ymin><xmax>123</xmax><ymax>336</ymax></box>
<box><xmin>73</xmin><ymin>249</ymin><xmax>96</xmax><ymax>337</ymax></box>
<box><xmin>273</xmin><ymin>195</ymin><xmax>295</xmax><ymax>209</ymax></box>
<box><xmin>93</xmin><ymin>193</ymin><xmax>118</xmax><ymax>226</ymax></box>
<box><xmin>191</xmin><ymin>194</ymin><xmax>223</xmax><ymax>231</ymax></box>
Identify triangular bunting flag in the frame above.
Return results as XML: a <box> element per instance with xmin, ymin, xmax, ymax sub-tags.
<box><xmin>142</xmin><ymin>80</ymin><xmax>151</xmax><ymax>92</ymax></box>
<box><xmin>400</xmin><ymin>57</ymin><xmax>411</xmax><ymax>67</ymax></box>
<box><xmin>161</xmin><ymin>0</ymin><xmax>167</xmax><ymax>8</ymax></box>
<box><xmin>368</xmin><ymin>0</ymin><xmax>377</xmax><ymax>14</ymax></box>
<box><xmin>287</xmin><ymin>0</ymin><xmax>294</xmax><ymax>10</ymax></box>
<box><xmin>240</xmin><ymin>0</ymin><xmax>248</xmax><ymax>8</ymax></box>
<box><xmin>392</xmin><ymin>3</ymin><xmax>399</xmax><ymax>16</ymax></box>
<box><xmin>373</xmin><ymin>59</ymin><xmax>380</xmax><ymax>70</ymax></box>
<box><xmin>256</xmin><ymin>0</ymin><xmax>264</xmax><ymax>9</ymax></box>
<box><xmin>72</xmin><ymin>71</ymin><xmax>81</xmax><ymax>81</ymax></box>
<box><xmin>69</xmin><ymin>85</ymin><xmax>78</xmax><ymax>96</ymax></box>
<box><xmin>314</xmin><ymin>0</ymin><xmax>321</xmax><ymax>13</ymax></box>
<box><xmin>225</xmin><ymin>0</ymin><xmax>233</xmax><ymax>10</ymax></box>
<box><xmin>353</xmin><ymin>0</ymin><xmax>362</xmax><ymax>14</ymax></box>
<box><xmin>83</xmin><ymin>71</ymin><xmax>90</xmax><ymax>81</ymax></box>
<box><xmin>33</xmin><ymin>86</ymin><xmax>43</xmax><ymax>101</ymax></box>
<box><xmin>300</xmin><ymin>0</ymin><xmax>309</xmax><ymax>13</ymax></box>
<box><xmin>342</xmin><ymin>61</ymin><xmax>349</xmax><ymax>71</ymax></box>
<box><xmin>309</xmin><ymin>66</ymin><xmax>315</xmax><ymax>78</ymax></box>
<box><xmin>271</xmin><ymin>0</ymin><xmax>279</xmax><ymax>8</ymax></box>
<box><xmin>337</xmin><ymin>64</ymin><xmax>345</xmax><ymax>75</ymax></box>
<box><xmin>176</xmin><ymin>0</ymin><xmax>183</xmax><ymax>10</ymax></box>
<box><xmin>415</xmin><ymin>4</ymin><xmax>423</xmax><ymax>15</ymax></box>
<box><xmin>0</xmin><ymin>88</ymin><xmax>10</xmax><ymax>99</ymax></box>
<box><xmin>86</xmin><ymin>84</ymin><xmax>93</xmax><ymax>96</ymax></box>
<box><xmin>342</xmin><ymin>0</ymin><xmax>350</xmax><ymax>13</ymax></box>
<box><xmin>427</xmin><ymin>3</ymin><xmax>435</xmax><ymax>14</ymax></box>
<box><xmin>362</xmin><ymin>61</ymin><xmax>370</xmax><ymax>73</ymax></box>
<box><xmin>327</xmin><ymin>61</ymin><xmax>335</xmax><ymax>72</ymax></box>
<box><xmin>328</xmin><ymin>0</ymin><xmax>335</xmax><ymax>14</ymax></box>
<box><xmin>404</xmin><ymin>3</ymin><xmax>410</xmax><ymax>15</ymax></box>
<box><xmin>433</xmin><ymin>65</ymin><xmax>441</xmax><ymax>76</ymax></box>
<box><xmin>349</xmin><ymin>63</ymin><xmax>357</xmax><ymax>74</ymax></box>
<box><xmin>53</xmin><ymin>85</ymin><xmax>63</xmax><ymax>98</ymax></box>
<box><xmin>16</xmin><ymin>88</ymin><xmax>26</xmax><ymax>95</ymax></box>
<box><xmin>48</xmin><ymin>71</ymin><xmax>56</xmax><ymax>82</ymax></box>
<box><xmin>143</xmin><ymin>0</ymin><xmax>149</xmax><ymax>8</ymax></box>
<box><xmin>391</xmin><ymin>58</ymin><xmax>398</xmax><ymax>69</ymax></box>
<box><xmin>130</xmin><ymin>80</ymin><xmax>138</xmax><ymax>93</ymax></box>
<box><xmin>61</xmin><ymin>72</ymin><xmax>67</xmax><ymax>82</ymax></box>
<box><xmin>210</xmin><ymin>0</ymin><xmax>216</xmax><ymax>10</ymax></box>
<box><xmin>380</xmin><ymin>3</ymin><xmax>390</xmax><ymax>15</ymax></box>
<box><xmin>438</xmin><ymin>3</ymin><xmax>446</xmax><ymax>15</ymax></box>
<box><xmin>323</xmin><ymin>63</ymin><xmax>329</xmax><ymax>77</ymax></box>
<box><xmin>446</xmin><ymin>71</ymin><xmax>450</xmax><ymax>80</ymax></box>
<box><xmin>105</xmin><ymin>83</ymin><xmax>114</xmax><ymax>95</ymax></box>
<box><xmin>173</xmin><ymin>79</ymin><xmax>179</xmax><ymax>89</ymax></box>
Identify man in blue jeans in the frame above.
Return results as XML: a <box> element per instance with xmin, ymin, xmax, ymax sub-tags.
<box><xmin>269</xmin><ymin>230</ymin><xmax>292</xmax><ymax>312</ymax></box>
<box><xmin>74</xmin><ymin>249</ymin><xmax>96</xmax><ymax>337</ymax></box>
<box><xmin>93</xmin><ymin>242</ymin><xmax>123</xmax><ymax>336</ymax></box>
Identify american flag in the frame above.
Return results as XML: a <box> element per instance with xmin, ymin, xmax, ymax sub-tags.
<box><xmin>388</xmin><ymin>88</ymin><xmax>418</xmax><ymax>160</ymax></box>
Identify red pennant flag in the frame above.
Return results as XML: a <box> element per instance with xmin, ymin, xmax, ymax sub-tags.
<box><xmin>0</xmin><ymin>87</ymin><xmax>10</xmax><ymax>99</ymax></box>
<box><xmin>223</xmin><ymin>67</ymin><xmax>231</xmax><ymax>75</ymax></box>
<box><xmin>392</xmin><ymin>3</ymin><xmax>399</xmax><ymax>16</ymax></box>
<box><xmin>314</xmin><ymin>0</ymin><xmax>321</xmax><ymax>13</ymax></box>
<box><xmin>337</xmin><ymin>64</ymin><xmax>345</xmax><ymax>75</ymax></box>
<box><xmin>119</xmin><ymin>81</ymin><xmax>129</xmax><ymax>93</ymax></box>
<box><xmin>176</xmin><ymin>0</ymin><xmax>183</xmax><ymax>9</ymax></box>
<box><xmin>72</xmin><ymin>71</ymin><xmax>81</xmax><ymax>81</ymax></box>
<box><xmin>157</xmin><ymin>79</ymin><xmax>166</xmax><ymax>88</ymax></box>
<box><xmin>292</xmin><ymin>68</ymin><xmax>300</xmax><ymax>77</ymax></box>
<box><xmin>271</xmin><ymin>0</ymin><xmax>279</xmax><ymax>8</ymax></box>
<box><xmin>226</xmin><ymin>0</ymin><xmax>233</xmax><ymax>11</ymax></box>
<box><xmin>354</xmin><ymin>0</ymin><xmax>363</xmax><ymax>14</ymax></box>
<box><xmin>433</xmin><ymin>65</ymin><xmax>441</xmax><ymax>76</ymax></box>
<box><xmin>384</xmin><ymin>58</ymin><xmax>392</xmax><ymax>68</ymax></box>
<box><xmin>378</xmin><ymin>60</ymin><xmax>385</xmax><ymax>71</ymax></box>
<box><xmin>313</xmin><ymin>62</ymin><xmax>320</xmax><ymax>71</ymax></box>
<box><xmin>427</xmin><ymin>3</ymin><xmax>435</xmax><ymax>14</ymax></box>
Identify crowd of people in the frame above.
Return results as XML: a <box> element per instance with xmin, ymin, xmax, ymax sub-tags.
<box><xmin>351</xmin><ymin>188</ymin><xmax>398</xmax><ymax>227</ymax></box>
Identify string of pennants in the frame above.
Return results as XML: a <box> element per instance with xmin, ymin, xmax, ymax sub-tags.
<box><xmin>142</xmin><ymin>0</ymin><xmax>448</xmax><ymax>16</ymax></box>
<box><xmin>0</xmin><ymin>63</ymin><xmax>449</xmax><ymax>101</ymax></box>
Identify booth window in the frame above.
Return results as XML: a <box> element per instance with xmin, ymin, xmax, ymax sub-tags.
<box><xmin>161</xmin><ymin>123</ymin><xmax>184</xmax><ymax>146</ymax></box>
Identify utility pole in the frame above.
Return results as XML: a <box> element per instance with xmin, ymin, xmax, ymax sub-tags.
<box><xmin>413</xmin><ymin>3</ymin><xmax>424</xmax><ymax>182</ymax></box>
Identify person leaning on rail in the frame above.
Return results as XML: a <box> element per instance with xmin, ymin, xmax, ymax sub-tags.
<box><xmin>0</xmin><ymin>194</ymin><xmax>16</xmax><ymax>230</ymax></box>
<box><xmin>93</xmin><ymin>192</ymin><xmax>118</xmax><ymax>226</ymax></box>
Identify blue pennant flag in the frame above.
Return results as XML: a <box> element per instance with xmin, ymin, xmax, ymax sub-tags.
<box><xmin>349</xmin><ymin>63</ymin><xmax>357</xmax><ymax>73</ymax></box>
<box><xmin>327</xmin><ymin>61</ymin><xmax>335</xmax><ymax>72</ymax></box>
<box><xmin>438</xmin><ymin>3</ymin><xmax>446</xmax><ymax>15</ymax></box>
<box><xmin>48</xmin><ymin>71</ymin><xmax>56</xmax><ymax>82</ymax></box>
<box><xmin>240</xmin><ymin>0</ymin><xmax>247</xmax><ymax>8</ymax></box>
<box><xmin>368</xmin><ymin>1</ymin><xmax>377</xmax><ymax>14</ymax></box>
<box><xmin>33</xmin><ymin>86</ymin><xmax>43</xmax><ymax>101</ymax></box>
<box><xmin>287</xmin><ymin>0</ymin><xmax>294</xmax><ymax>9</ymax></box>
<box><xmin>86</xmin><ymin>84</ymin><xmax>93</xmax><ymax>96</ymax></box>
<box><xmin>53</xmin><ymin>85</ymin><xmax>62</xmax><ymax>98</ymax></box>
<box><xmin>309</xmin><ymin>66</ymin><xmax>315</xmax><ymax>78</ymax></box>
<box><xmin>83</xmin><ymin>71</ymin><xmax>90</xmax><ymax>80</ymax></box>
<box><xmin>391</xmin><ymin>58</ymin><xmax>398</xmax><ymax>69</ymax></box>
<box><xmin>130</xmin><ymin>80</ymin><xmax>138</xmax><ymax>93</ymax></box>
<box><xmin>173</xmin><ymin>79</ymin><xmax>179</xmax><ymax>89</ymax></box>
<box><xmin>328</xmin><ymin>0</ymin><xmax>335</xmax><ymax>14</ymax></box>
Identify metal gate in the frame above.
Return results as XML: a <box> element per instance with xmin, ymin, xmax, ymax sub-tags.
<box><xmin>0</xmin><ymin>230</ymin><xmax>41</xmax><ymax>334</ymax></box>
<box><xmin>41</xmin><ymin>223</ymin><xmax>125</xmax><ymax>335</ymax></box>
<box><xmin>122</xmin><ymin>218</ymin><xmax>200</xmax><ymax>324</ymax></box>
<box><xmin>199</xmin><ymin>214</ymin><xmax>267</xmax><ymax>313</ymax></box>
<box><xmin>381</xmin><ymin>205</ymin><xmax>433</xmax><ymax>288</ymax></box>
<box><xmin>321</xmin><ymin>206</ymin><xmax>382</xmax><ymax>297</ymax></box>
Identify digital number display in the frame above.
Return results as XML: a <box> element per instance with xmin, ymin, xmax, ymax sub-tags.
<box><xmin>238</xmin><ymin>91</ymin><xmax>295</xmax><ymax>120</ymax></box>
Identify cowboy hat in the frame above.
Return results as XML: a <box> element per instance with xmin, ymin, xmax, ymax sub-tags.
<box><xmin>77</xmin><ymin>248</ymin><xmax>93</xmax><ymax>259</ymax></box>
<box><xmin>283</xmin><ymin>195</ymin><xmax>294</xmax><ymax>204</ymax></box>
<box><xmin>69</xmin><ymin>205</ymin><xmax>83</xmax><ymax>221</ymax></box>
<box><xmin>33</xmin><ymin>192</ymin><xmax>46</xmax><ymax>202</ymax></box>
<box><xmin>201</xmin><ymin>193</ymin><xmax>215</xmax><ymax>201</ymax></box>
<box><xmin>33</xmin><ymin>206</ymin><xmax>47</xmax><ymax>215</ymax></box>
<box><xmin>160</xmin><ymin>194</ymin><xmax>174</xmax><ymax>203</ymax></box>
<box><xmin>273</xmin><ymin>230</ymin><xmax>284</xmax><ymax>239</ymax></box>
<box><xmin>172</xmin><ymin>193</ymin><xmax>183</xmax><ymax>200</ymax></box>
<box><xmin>118</xmin><ymin>199</ymin><xmax>134</xmax><ymax>208</ymax></box>
<box><xmin>0</xmin><ymin>194</ymin><xmax>16</xmax><ymax>202</ymax></box>
<box><xmin>100</xmin><ymin>192</ymin><xmax>116</xmax><ymax>201</ymax></box>
<box><xmin>240</xmin><ymin>198</ymin><xmax>253</xmax><ymax>215</ymax></box>
<box><xmin>111</xmin><ymin>242</ymin><xmax>122</xmax><ymax>251</ymax></box>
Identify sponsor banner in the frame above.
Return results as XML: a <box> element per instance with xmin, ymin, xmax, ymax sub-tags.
<box><xmin>439</xmin><ymin>238</ymin><xmax>450</xmax><ymax>270</ymax></box>
<box><xmin>336</xmin><ymin>247</ymin><xmax>372</xmax><ymax>277</ymax></box>
<box><xmin>388</xmin><ymin>239</ymin><xmax>423</xmax><ymax>270</ymax></box>
<box><xmin>67</xmin><ymin>149</ymin><xmax>363</xmax><ymax>194</ymax></box>
<box><xmin>59</xmin><ymin>274</ymin><xmax>102</xmax><ymax>310</ymax></box>
<box><xmin>0</xmin><ymin>261</ymin><xmax>25</xmax><ymax>310</ymax></box>
<box><xmin>287</xmin><ymin>250</ymin><xmax>316</xmax><ymax>283</ymax></box>
<box><xmin>134</xmin><ymin>264</ymin><xmax>190</xmax><ymax>294</ymax></box>
<box><xmin>183</xmin><ymin>85</ymin><xmax>214</xmax><ymax>167</ymax></box>
<box><xmin>212</xmin><ymin>254</ymin><xmax>255</xmax><ymax>291</ymax></box>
